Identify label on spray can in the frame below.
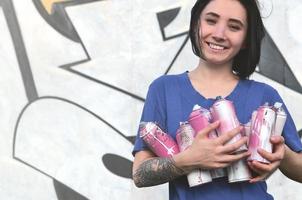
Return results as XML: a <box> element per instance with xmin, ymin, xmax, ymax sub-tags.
<box><xmin>248</xmin><ymin>104</ymin><xmax>276</xmax><ymax>163</ymax></box>
<box><xmin>176</xmin><ymin>122</ymin><xmax>195</xmax><ymax>152</ymax></box>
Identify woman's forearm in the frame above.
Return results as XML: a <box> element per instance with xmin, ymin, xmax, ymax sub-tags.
<box><xmin>133</xmin><ymin>157</ymin><xmax>186</xmax><ymax>188</ymax></box>
<box><xmin>280</xmin><ymin>145</ymin><xmax>302</xmax><ymax>183</ymax></box>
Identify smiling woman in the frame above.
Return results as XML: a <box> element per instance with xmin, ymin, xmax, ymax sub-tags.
<box><xmin>132</xmin><ymin>0</ymin><xmax>302</xmax><ymax>200</ymax></box>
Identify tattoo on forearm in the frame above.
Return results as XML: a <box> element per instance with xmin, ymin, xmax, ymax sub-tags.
<box><xmin>133</xmin><ymin>157</ymin><xmax>185</xmax><ymax>187</ymax></box>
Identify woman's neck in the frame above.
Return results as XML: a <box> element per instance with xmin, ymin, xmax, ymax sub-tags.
<box><xmin>188</xmin><ymin>60</ymin><xmax>240</xmax><ymax>99</ymax></box>
<box><xmin>191</xmin><ymin>59</ymin><xmax>238</xmax><ymax>83</ymax></box>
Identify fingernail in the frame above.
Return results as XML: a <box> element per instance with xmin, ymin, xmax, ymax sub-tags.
<box><xmin>271</xmin><ymin>136</ymin><xmax>277</xmax><ymax>140</ymax></box>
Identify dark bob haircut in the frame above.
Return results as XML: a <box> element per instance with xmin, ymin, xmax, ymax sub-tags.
<box><xmin>189</xmin><ymin>0</ymin><xmax>265</xmax><ymax>79</ymax></box>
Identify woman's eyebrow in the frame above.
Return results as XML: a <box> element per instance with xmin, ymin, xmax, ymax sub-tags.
<box><xmin>205</xmin><ymin>12</ymin><xmax>219</xmax><ymax>18</ymax></box>
<box><xmin>229</xmin><ymin>19</ymin><xmax>245</xmax><ymax>27</ymax></box>
<box><xmin>205</xmin><ymin>12</ymin><xmax>245</xmax><ymax>27</ymax></box>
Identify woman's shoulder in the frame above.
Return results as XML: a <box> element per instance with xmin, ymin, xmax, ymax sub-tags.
<box><xmin>244</xmin><ymin>79</ymin><xmax>278</xmax><ymax>94</ymax></box>
<box><xmin>244</xmin><ymin>79</ymin><xmax>282</xmax><ymax>104</ymax></box>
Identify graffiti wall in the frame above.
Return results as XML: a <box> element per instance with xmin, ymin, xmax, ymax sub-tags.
<box><xmin>0</xmin><ymin>0</ymin><xmax>301</xmax><ymax>199</ymax></box>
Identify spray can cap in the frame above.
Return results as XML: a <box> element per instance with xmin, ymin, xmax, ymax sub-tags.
<box><xmin>274</xmin><ymin>102</ymin><xmax>283</xmax><ymax>109</ymax></box>
<box><xmin>215</xmin><ymin>96</ymin><xmax>223</xmax><ymax>100</ymax></box>
<box><xmin>179</xmin><ymin>121</ymin><xmax>189</xmax><ymax>126</ymax></box>
<box><xmin>193</xmin><ymin>104</ymin><xmax>201</xmax><ymax>111</ymax></box>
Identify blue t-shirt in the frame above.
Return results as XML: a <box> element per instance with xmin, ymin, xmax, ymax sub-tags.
<box><xmin>133</xmin><ymin>72</ymin><xmax>302</xmax><ymax>200</ymax></box>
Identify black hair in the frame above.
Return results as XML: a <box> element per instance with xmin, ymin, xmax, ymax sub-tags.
<box><xmin>189</xmin><ymin>0</ymin><xmax>265</xmax><ymax>79</ymax></box>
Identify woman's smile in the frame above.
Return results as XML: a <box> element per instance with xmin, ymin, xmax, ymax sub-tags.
<box><xmin>205</xmin><ymin>42</ymin><xmax>229</xmax><ymax>51</ymax></box>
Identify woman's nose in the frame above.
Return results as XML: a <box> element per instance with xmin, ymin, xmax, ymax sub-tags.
<box><xmin>212</xmin><ymin>25</ymin><xmax>226</xmax><ymax>41</ymax></box>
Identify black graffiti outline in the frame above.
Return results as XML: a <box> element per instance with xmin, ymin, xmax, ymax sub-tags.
<box><xmin>12</xmin><ymin>96</ymin><xmax>134</xmax><ymax>196</ymax></box>
<box><xmin>32</xmin><ymin>0</ymin><xmax>105</xmax><ymax>42</ymax></box>
<box><xmin>60</xmin><ymin>63</ymin><xmax>146</xmax><ymax>102</ymax></box>
<box><xmin>0</xmin><ymin>0</ymin><xmax>38</xmax><ymax>101</ymax></box>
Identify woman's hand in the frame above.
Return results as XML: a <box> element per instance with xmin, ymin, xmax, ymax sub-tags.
<box><xmin>173</xmin><ymin>121</ymin><xmax>250</xmax><ymax>172</ymax></box>
<box><xmin>248</xmin><ymin>135</ymin><xmax>285</xmax><ymax>183</ymax></box>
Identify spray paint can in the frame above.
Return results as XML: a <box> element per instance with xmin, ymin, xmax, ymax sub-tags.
<box><xmin>273</xmin><ymin>105</ymin><xmax>287</xmax><ymax>136</ymax></box>
<box><xmin>188</xmin><ymin>104</ymin><xmax>217</xmax><ymax>138</ymax></box>
<box><xmin>176</xmin><ymin>122</ymin><xmax>212</xmax><ymax>186</ymax></box>
<box><xmin>188</xmin><ymin>105</ymin><xmax>226</xmax><ymax>179</ymax></box>
<box><xmin>248</xmin><ymin>104</ymin><xmax>276</xmax><ymax>163</ymax></box>
<box><xmin>139</xmin><ymin>122</ymin><xmax>179</xmax><ymax>157</ymax></box>
<box><xmin>211</xmin><ymin>96</ymin><xmax>247</xmax><ymax>152</ymax></box>
<box><xmin>176</xmin><ymin>122</ymin><xmax>195</xmax><ymax>152</ymax></box>
<box><xmin>227</xmin><ymin>156</ymin><xmax>251</xmax><ymax>183</ymax></box>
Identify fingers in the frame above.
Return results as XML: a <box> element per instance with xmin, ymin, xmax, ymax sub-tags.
<box><xmin>220</xmin><ymin>136</ymin><xmax>248</xmax><ymax>153</ymax></box>
<box><xmin>218</xmin><ymin>151</ymin><xmax>250</xmax><ymax>163</ymax></box>
<box><xmin>270</xmin><ymin>135</ymin><xmax>284</xmax><ymax>144</ymax></box>
<box><xmin>248</xmin><ymin>161</ymin><xmax>272</xmax><ymax>172</ymax></box>
<box><xmin>196</xmin><ymin>121</ymin><xmax>220</xmax><ymax>139</ymax></box>
<box><xmin>216</xmin><ymin>126</ymin><xmax>243</xmax><ymax>145</ymax></box>
<box><xmin>270</xmin><ymin>136</ymin><xmax>285</xmax><ymax>154</ymax></box>
<box><xmin>257</xmin><ymin>148</ymin><xmax>284</xmax><ymax>162</ymax></box>
<box><xmin>249</xmin><ymin>175</ymin><xmax>266</xmax><ymax>183</ymax></box>
<box><xmin>247</xmin><ymin>161</ymin><xmax>267</xmax><ymax>183</ymax></box>
<box><xmin>248</xmin><ymin>161</ymin><xmax>262</xmax><ymax>174</ymax></box>
<box><xmin>257</xmin><ymin>136</ymin><xmax>285</xmax><ymax>162</ymax></box>
<box><xmin>248</xmin><ymin>160</ymin><xmax>280</xmax><ymax>183</ymax></box>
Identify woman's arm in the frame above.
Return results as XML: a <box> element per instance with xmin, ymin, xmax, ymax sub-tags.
<box><xmin>248</xmin><ymin>136</ymin><xmax>302</xmax><ymax>183</ymax></box>
<box><xmin>132</xmin><ymin>150</ymin><xmax>186</xmax><ymax>188</ymax></box>
<box><xmin>279</xmin><ymin>145</ymin><xmax>302</xmax><ymax>183</ymax></box>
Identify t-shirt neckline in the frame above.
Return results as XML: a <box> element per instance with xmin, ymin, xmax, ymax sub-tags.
<box><xmin>182</xmin><ymin>71</ymin><xmax>242</xmax><ymax>102</ymax></box>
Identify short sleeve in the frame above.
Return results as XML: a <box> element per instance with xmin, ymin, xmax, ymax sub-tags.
<box><xmin>264</xmin><ymin>85</ymin><xmax>302</xmax><ymax>152</ymax></box>
<box><xmin>132</xmin><ymin>78</ymin><xmax>167</xmax><ymax>156</ymax></box>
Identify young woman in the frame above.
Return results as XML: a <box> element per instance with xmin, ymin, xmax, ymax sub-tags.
<box><xmin>132</xmin><ymin>0</ymin><xmax>302</xmax><ymax>199</ymax></box>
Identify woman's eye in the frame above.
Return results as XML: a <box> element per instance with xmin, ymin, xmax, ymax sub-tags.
<box><xmin>206</xmin><ymin>19</ymin><xmax>216</xmax><ymax>25</ymax></box>
<box><xmin>229</xmin><ymin>25</ymin><xmax>241</xmax><ymax>31</ymax></box>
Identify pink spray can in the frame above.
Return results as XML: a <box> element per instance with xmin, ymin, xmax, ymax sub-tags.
<box><xmin>248</xmin><ymin>103</ymin><xmax>276</xmax><ymax>163</ymax></box>
<box><xmin>189</xmin><ymin>104</ymin><xmax>218</xmax><ymax>139</ymax></box>
<box><xmin>176</xmin><ymin>122</ymin><xmax>212</xmax><ymax>187</ymax></box>
<box><xmin>210</xmin><ymin>96</ymin><xmax>247</xmax><ymax>152</ymax></box>
<box><xmin>210</xmin><ymin>97</ymin><xmax>250</xmax><ymax>182</ymax></box>
<box><xmin>188</xmin><ymin>105</ymin><xmax>226</xmax><ymax>179</ymax></box>
<box><xmin>176</xmin><ymin>122</ymin><xmax>195</xmax><ymax>152</ymax></box>
<box><xmin>139</xmin><ymin>122</ymin><xmax>179</xmax><ymax>157</ymax></box>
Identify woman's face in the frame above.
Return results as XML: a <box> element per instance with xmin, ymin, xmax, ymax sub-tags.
<box><xmin>199</xmin><ymin>0</ymin><xmax>248</xmax><ymax>66</ymax></box>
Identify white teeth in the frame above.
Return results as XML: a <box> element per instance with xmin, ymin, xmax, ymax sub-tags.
<box><xmin>209</xmin><ymin>43</ymin><xmax>225</xmax><ymax>50</ymax></box>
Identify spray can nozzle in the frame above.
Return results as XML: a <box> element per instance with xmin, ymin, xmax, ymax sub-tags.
<box><xmin>215</xmin><ymin>96</ymin><xmax>223</xmax><ymax>100</ymax></box>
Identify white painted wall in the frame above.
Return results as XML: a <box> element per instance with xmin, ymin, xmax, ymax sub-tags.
<box><xmin>0</xmin><ymin>0</ymin><xmax>301</xmax><ymax>199</ymax></box>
